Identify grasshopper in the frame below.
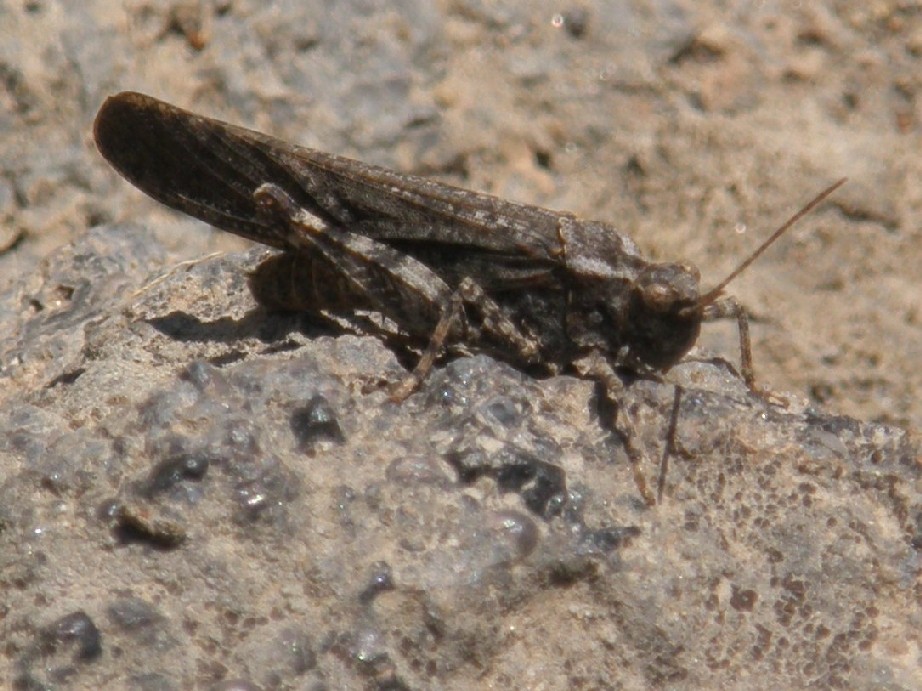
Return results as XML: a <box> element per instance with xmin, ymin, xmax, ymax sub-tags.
<box><xmin>93</xmin><ymin>91</ymin><xmax>845</xmax><ymax>503</ymax></box>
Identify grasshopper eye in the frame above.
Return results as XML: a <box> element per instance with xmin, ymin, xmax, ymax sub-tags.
<box><xmin>641</xmin><ymin>283</ymin><xmax>678</xmax><ymax>312</ymax></box>
<box><xmin>636</xmin><ymin>263</ymin><xmax>700</xmax><ymax>313</ymax></box>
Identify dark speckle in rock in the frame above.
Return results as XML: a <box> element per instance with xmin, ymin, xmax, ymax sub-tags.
<box><xmin>106</xmin><ymin>596</ymin><xmax>165</xmax><ymax>644</ymax></box>
<box><xmin>448</xmin><ymin>445</ymin><xmax>568</xmax><ymax>518</ymax></box>
<box><xmin>143</xmin><ymin>454</ymin><xmax>210</xmax><ymax>498</ymax></box>
<box><xmin>359</xmin><ymin>561</ymin><xmax>395</xmax><ymax>603</ymax></box>
<box><xmin>477</xmin><ymin>395</ymin><xmax>521</xmax><ymax>428</ymax></box>
<box><xmin>581</xmin><ymin>525</ymin><xmax>642</xmax><ymax>553</ymax></box>
<box><xmin>43</xmin><ymin>610</ymin><xmax>102</xmax><ymax>660</ymax></box>
<box><xmin>290</xmin><ymin>395</ymin><xmax>345</xmax><ymax>448</ymax></box>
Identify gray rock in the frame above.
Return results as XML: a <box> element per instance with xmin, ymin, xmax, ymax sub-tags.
<box><xmin>1</xmin><ymin>230</ymin><xmax>918</xmax><ymax>688</ymax></box>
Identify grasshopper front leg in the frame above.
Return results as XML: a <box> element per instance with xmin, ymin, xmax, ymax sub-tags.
<box><xmin>702</xmin><ymin>296</ymin><xmax>755</xmax><ymax>390</ymax></box>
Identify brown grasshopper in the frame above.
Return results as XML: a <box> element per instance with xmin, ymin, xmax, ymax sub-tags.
<box><xmin>93</xmin><ymin>91</ymin><xmax>845</xmax><ymax>503</ymax></box>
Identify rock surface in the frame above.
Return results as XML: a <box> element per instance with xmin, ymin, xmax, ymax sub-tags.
<box><xmin>1</xmin><ymin>1</ymin><xmax>921</xmax><ymax>689</ymax></box>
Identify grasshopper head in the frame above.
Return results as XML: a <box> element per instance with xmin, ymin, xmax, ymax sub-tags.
<box><xmin>624</xmin><ymin>262</ymin><xmax>703</xmax><ymax>370</ymax></box>
<box><xmin>612</xmin><ymin>179</ymin><xmax>847</xmax><ymax>375</ymax></box>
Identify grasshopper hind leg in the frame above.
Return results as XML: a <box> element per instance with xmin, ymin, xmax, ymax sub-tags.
<box><xmin>249</xmin><ymin>183</ymin><xmax>550</xmax><ymax>401</ymax></box>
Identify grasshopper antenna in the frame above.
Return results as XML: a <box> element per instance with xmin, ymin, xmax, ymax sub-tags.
<box><xmin>698</xmin><ymin>177</ymin><xmax>847</xmax><ymax>307</ymax></box>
